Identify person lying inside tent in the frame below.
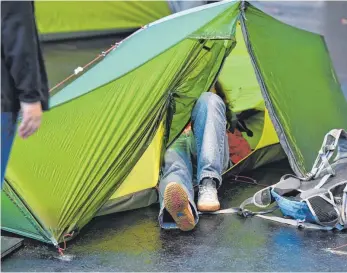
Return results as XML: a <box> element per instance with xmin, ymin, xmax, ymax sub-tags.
<box><xmin>158</xmin><ymin>81</ymin><xmax>252</xmax><ymax>231</ymax></box>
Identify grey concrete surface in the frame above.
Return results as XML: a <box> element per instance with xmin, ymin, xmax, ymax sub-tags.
<box><xmin>2</xmin><ymin>160</ymin><xmax>347</xmax><ymax>271</ymax></box>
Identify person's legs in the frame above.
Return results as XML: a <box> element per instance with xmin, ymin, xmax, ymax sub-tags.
<box><xmin>191</xmin><ymin>92</ymin><xmax>230</xmax><ymax>211</ymax></box>
<box><xmin>158</xmin><ymin>132</ymin><xmax>198</xmax><ymax>231</ymax></box>
<box><xmin>1</xmin><ymin>112</ymin><xmax>17</xmax><ymax>188</ymax></box>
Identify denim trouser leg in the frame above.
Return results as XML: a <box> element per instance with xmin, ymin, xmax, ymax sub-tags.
<box><xmin>191</xmin><ymin>92</ymin><xmax>230</xmax><ymax>187</ymax></box>
<box><xmin>1</xmin><ymin>113</ymin><xmax>17</xmax><ymax>188</ymax></box>
<box><xmin>158</xmin><ymin>92</ymin><xmax>230</xmax><ymax>229</ymax></box>
<box><xmin>158</xmin><ymin>132</ymin><xmax>199</xmax><ymax>229</ymax></box>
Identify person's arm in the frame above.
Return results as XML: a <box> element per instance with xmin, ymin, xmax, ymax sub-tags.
<box><xmin>1</xmin><ymin>1</ymin><xmax>45</xmax><ymax>139</ymax></box>
<box><xmin>1</xmin><ymin>1</ymin><xmax>43</xmax><ymax>103</ymax></box>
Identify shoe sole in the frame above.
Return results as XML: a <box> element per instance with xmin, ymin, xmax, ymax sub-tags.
<box><xmin>197</xmin><ymin>203</ymin><xmax>220</xmax><ymax>212</ymax></box>
<box><xmin>164</xmin><ymin>182</ymin><xmax>195</xmax><ymax>231</ymax></box>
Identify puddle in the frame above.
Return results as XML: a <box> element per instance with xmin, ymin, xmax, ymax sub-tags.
<box><xmin>325</xmin><ymin>248</ymin><xmax>347</xmax><ymax>256</ymax></box>
<box><xmin>55</xmin><ymin>254</ymin><xmax>76</xmax><ymax>262</ymax></box>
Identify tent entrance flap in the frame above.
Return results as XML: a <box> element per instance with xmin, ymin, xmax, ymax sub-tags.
<box><xmin>98</xmin><ymin>122</ymin><xmax>166</xmax><ymax>216</ymax></box>
<box><xmin>218</xmin><ymin>22</ymin><xmax>282</xmax><ymax>174</ymax></box>
<box><xmin>242</xmin><ymin>5</ymin><xmax>347</xmax><ymax>177</ymax></box>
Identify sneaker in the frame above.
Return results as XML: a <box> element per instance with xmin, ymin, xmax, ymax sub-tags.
<box><xmin>164</xmin><ymin>182</ymin><xmax>196</xmax><ymax>231</ymax></box>
<box><xmin>197</xmin><ymin>178</ymin><xmax>220</xmax><ymax>212</ymax></box>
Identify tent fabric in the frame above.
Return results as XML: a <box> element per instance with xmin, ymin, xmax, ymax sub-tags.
<box><xmin>96</xmin><ymin>188</ymin><xmax>158</xmax><ymax>217</ymax></box>
<box><xmin>218</xmin><ymin>23</ymin><xmax>265</xmax><ymax>113</ymax></box>
<box><xmin>2</xmin><ymin>1</ymin><xmax>240</xmax><ymax>245</ymax></box>
<box><xmin>106</xmin><ymin>122</ymin><xmax>165</xmax><ymax>201</ymax></box>
<box><xmin>35</xmin><ymin>1</ymin><xmax>210</xmax><ymax>41</ymax></box>
<box><xmin>2</xmin><ymin>1</ymin><xmax>346</xmax><ymax>246</ymax></box>
<box><xmin>1</xmin><ymin>184</ymin><xmax>52</xmax><ymax>244</ymax></box>
<box><xmin>35</xmin><ymin>1</ymin><xmax>172</xmax><ymax>41</ymax></box>
<box><xmin>222</xmin><ymin>109</ymin><xmax>285</xmax><ymax>175</ymax></box>
<box><xmin>217</xmin><ymin>22</ymin><xmax>282</xmax><ymax>174</ymax></box>
<box><xmin>96</xmin><ymin>122</ymin><xmax>165</xmax><ymax>216</ymax></box>
<box><xmin>242</xmin><ymin>5</ymin><xmax>347</xmax><ymax>176</ymax></box>
<box><xmin>49</xmin><ymin>2</ymin><xmax>237</xmax><ymax>109</ymax></box>
<box><xmin>223</xmin><ymin>143</ymin><xmax>286</xmax><ymax>177</ymax></box>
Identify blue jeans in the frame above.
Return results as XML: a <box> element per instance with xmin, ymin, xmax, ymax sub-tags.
<box><xmin>1</xmin><ymin>112</ymin><xmax>17</xmax><ymax>188</ymax></box>
<box><xmin>158</xmin><ymin>92</ymin><xmax>230</xmax><ymax>229</ymax></box>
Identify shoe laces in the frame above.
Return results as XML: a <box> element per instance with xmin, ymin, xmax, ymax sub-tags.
<box><xmin>199</xmin><ymin>182</ymin><xmax>217</xmax><ymax>201</ymax></box>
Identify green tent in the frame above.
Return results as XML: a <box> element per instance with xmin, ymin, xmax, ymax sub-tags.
<box><xmin>35</xmin><ymin>0</ymin><xmax>207</xmax><ymax>41</ymax></box>
<box><xmin>35</xmin><ymin>1</ymin><xmax>171</xmax><ymax>41</ymax></box>
<box><xmin>2</xmin><ymin>0</ymin><xmax>347</xmax><ymax>249</ymax></box>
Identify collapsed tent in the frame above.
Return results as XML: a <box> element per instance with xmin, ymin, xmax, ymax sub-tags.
<box><xmin>2</xmin><ymin>0</ymin><xmax>347</xmax><ymax>248</ymax></box>
<box><xmin>35</xmin><ymin>0</ymin><xmax>208</xmax><ymax>41</ymax></box>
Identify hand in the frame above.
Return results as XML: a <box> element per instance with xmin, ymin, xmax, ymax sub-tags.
<box><xmin>18</xmin><ymin>101</ymin><xmax>43</xmax><ymax>139</ymax></box>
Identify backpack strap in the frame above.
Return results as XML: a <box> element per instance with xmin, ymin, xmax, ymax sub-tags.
<box><xmin>237</xmin><ymin>186</ymin><xmax>279</xmax><ymax>217</ymax></box>
<box><xmin>255</xmin><ymin>215</ymin><xmax>334</xmax><ymax>230</ymax></box>
<box><xmin>341</xmin><ymin>184</ymin><xmax>347</xmax><ymax>226</ymax></box>
<box><xmin>309</xmin><ymin>129</ymin><xmax>347</xmax><ymax>179</ymax></box>
<box><xmin>314</xmin><ymin>173</ymin><xmax>333</xmax><ymax>189</ymax></box>
<box><xmin>199</xmin><ymin>207</ymin><xmax>334</xmax><ymax>230</ymax></box>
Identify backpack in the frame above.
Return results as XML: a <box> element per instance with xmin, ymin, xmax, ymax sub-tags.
<box><xmin>239</xmin><ymin>129</ymin><xmax>347</xmax><ymax>230</ymax></box>
<box><xmin>205</xmin><ymin>129</ymin><xmax>347</xmax><ymax>231</ymax></box>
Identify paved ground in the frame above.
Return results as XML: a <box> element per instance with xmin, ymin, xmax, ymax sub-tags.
<box><xmin>2</xmin><ymin>160</ymin><xmax>347</xmax><ymax>271</ymax></box>
<box><xmin>2</xmin><ymin>1</ymin><xmax>347</xmax><ymax>271</ymax></box>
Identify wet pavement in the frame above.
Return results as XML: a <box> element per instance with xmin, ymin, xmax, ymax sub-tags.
<box><xmin>2</xmin><ymin>1</ymin><xmax>347</xmax><ymax>271</ymax></box>
<box><xmin>2</xmin><ymin>160</ymin><xmax>347</xmax><ymax>272</ymax></box>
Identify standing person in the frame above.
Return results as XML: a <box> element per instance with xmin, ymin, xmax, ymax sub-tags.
<box><xmin>1</xmin><ymin>1</ymin><xmax>49</xmax><ymax>186</ymax></box>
